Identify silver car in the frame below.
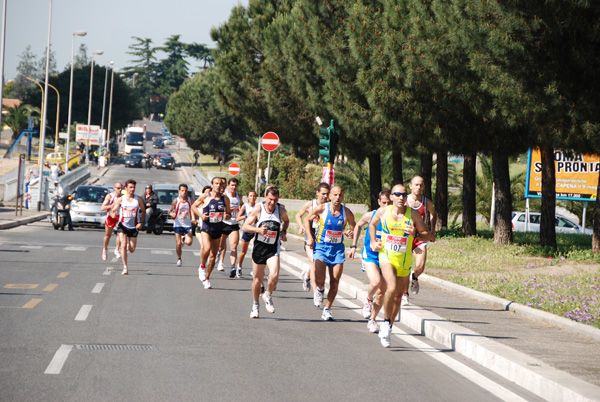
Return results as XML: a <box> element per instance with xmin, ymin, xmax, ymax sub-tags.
<box><xmin>511</xmin><ymin>211</ymin><xmax>592</xmax><ymax>235</ymax></box>
<box><xmin>153</xmin><ymin>183</ymin><xmax>196</xmax><ymax>231</ymax></box>
<box><xmin>70</xmin><ymin>185</ymin><xmax>110</xmax><ymax>228</ymax></box>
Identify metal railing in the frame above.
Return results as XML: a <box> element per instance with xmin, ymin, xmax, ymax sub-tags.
<box><xmin>3</xmin><ymin>177</ymin><xmax>18</xmax><ymax>201</ymax></box>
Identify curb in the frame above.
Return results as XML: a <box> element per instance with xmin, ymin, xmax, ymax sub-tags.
<box><xmin>0</xmin><ymin>212</ymin><xmax>51</xmax><ymax>230</ymax></box>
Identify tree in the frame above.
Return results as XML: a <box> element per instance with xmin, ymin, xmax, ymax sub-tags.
<box><xmin>12</xmin><ymin>46</ymin><xmax>38</xmax><ymax>99</ymax></box>
<box><xmin>73</xmin><ymin>43</ymin><xmax>89</xmax><ymax>69</ymax></box>
<box><xmin>125</xmin><ymin>37</ymin><xmax>158</xmax><ymax>116</ymax></box>
<box><xmin>36</xmin><ymin>46</ymin><xmax>58</xmax><ymax>80</ymax></box>
<box><xmin>3</xmin><ymin>104</ymin><xmax>40</xmax><ymax>140</ymax></box>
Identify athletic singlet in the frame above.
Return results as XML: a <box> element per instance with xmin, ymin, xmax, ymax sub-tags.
<box><xmin>173</xmin><ymin>196</ymin><xmax>193</xmax><ymax>229</ymax></box>
<box><xmin>407</xmin><ymin>196</ymin><xmax>428</xmax><ymax>248</ymax></box>
<box><xmin>310</xmin><ymin>199</ymin><xmax>319</xmax><ymax>229</ymax></box>
<box><xmin>223</xmin><ymin>192</ymin><xmax>241</xmax><ymax>225</ymax></box>
<box><xmin>315</xmin><ymin>202</ymin><xmax>347</xmax><ymax>245</ymax></box>
<box><xmin>379</xmin><ymin>206</ymin><xmax>413</xmax><ymax>273</ymax></box>
<box><xmin>242</xmin><ymin>202</ymin><xmax>255</xmax><ymax>223</ymax></box>
<box><xmin>253</xmin><ymin>203</ymin><xmax>282</xmax><ymax>259</ymax></box>
<box><xmin>201</xmin><ymin>196</ymin><xmax>226</xmax><ymax>231</ymax></box>
<box><xmin>362</xmin><ymin>210</ymin><xmax>382</xmax><ymax>261</ymax></box>
<box><xmin>106</xmin><ymin>193</ymin><xmax>120</xmax><ymax>218</ymax></box>
<box><xmin>119</xmin><ymin>195</ymin><xmax>140</xmax><ymax>229</ymax></box>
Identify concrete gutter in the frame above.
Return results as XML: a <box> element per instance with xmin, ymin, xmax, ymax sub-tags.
<box><xmin>0</xmin><ymin>212</ymin><xmax>51</xmax><ymax>230</ymax></box>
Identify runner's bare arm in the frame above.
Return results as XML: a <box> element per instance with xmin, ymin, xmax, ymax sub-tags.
<box><xmin>280</xmin><ymin>206</ymin><xmax>290</xmax><ymax>242</ymax></box>
<box><xmin>368</xmin><ymin>208</ymin><xmax>385</xmax><ymax>252</ymax></box>
<box><xmin>304</xmin><ymin>204</ymin><xmax>324</xmax><ymax>247</ymax></box>
<box><xmin>235</xmin><ymin>205</ymin><xmax>246</xmax><ymax>223</ymax></box>
<box><xmin>295</xmin><ymin>200</ymin><xmax>312</xmax><ymax>235</ymax></box>
<box><xmin>191</xmin><ymin>194</ymin><xmax>208</xmax><ymax>221</ymax></box>
<box><xmin>137</xmin><ymin>197</ymin><xmax>146</xmax><ymax>229</ymax></box>
<box><xmin>189</xmin><ymin>197</ymin><xmax>197</xmax><ymax>224</ymax></box>
<box><xmin>427</xmin><ymin>200</ymin><xmax>438</xmax><ymax>242</ymax></box>
<box><xmin>110</xmin><ymin>196</ymin><xmax>122</xmax><ymax>218</ymax></box>
<box><xmin>412</xmin><ymin>209</ymin><xmax>432</xmax><ymax>242</ymax></box>
<box><xmin>101</xmin><ymin>193</ymin><xmax>112</xmax><ymax>211</ymax></box>
<box><xmin>345</xmin><ymin>208</ymin><xmax>356</xmax><ymax>239</ymax></box>
<box><xmin>168</xmin><ymin>198</ymin><xmax>177</xmax><ymax>218</ymax></box>
<box><xmin>223</xmin><ymin>197</ymin><xmax>231</xmax><ymax>221</ymax></box>
<box><xmin>241</xmin><ymin>207</ymin><xmax>260</xmax><ymax>234</ymax></box>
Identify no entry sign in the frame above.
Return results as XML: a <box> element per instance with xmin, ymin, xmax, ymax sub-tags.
<box><xmin>228</xmin><ymin>163</ymin><xmax>241</xmax><ymax>176</ymax></box>
<box><xmin>261</xmin><ymin>132</ymin><xmax>280</xmax><ymax>152</ymax></box>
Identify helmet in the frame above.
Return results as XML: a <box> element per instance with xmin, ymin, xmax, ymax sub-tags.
<box><xmin>146</xmin><ymin>185</ymin><xmax>152</xmax><ymax>191</ymax></box>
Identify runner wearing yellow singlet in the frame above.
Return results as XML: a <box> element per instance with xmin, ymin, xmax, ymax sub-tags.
<box><xmin>369</xmin><ymin>184</ymin><xmax>431</xmax><ymax>348</ymax></box>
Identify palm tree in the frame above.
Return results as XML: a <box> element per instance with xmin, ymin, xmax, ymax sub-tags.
<box><xmin>4</xmin><ymin>104</ymin><xmax>40</xmax><ymax>140</ymax></box>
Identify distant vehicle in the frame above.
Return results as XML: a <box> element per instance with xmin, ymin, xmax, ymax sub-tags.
<box><xmin>156</xmin><ymin>155</ymin><xmax>175</xmax><ymax>170</ymax></box>
<box><xmin>129</xmin><ymin>148</ymin><xmax>145</xmax><ymax>155</ymax></box>
<box><xmin>153</xmin><ymin>137</ymin><xmax>164</xmax><ymax>149</ymax></box>
<box><xmin>45</xmin><ymin>152</ymin><xmax>66</xmax><ymax>161</ymax></box>
<box><xmin>70</xmin><ymin>185</ymin><xmax>110</xmax><ymax>228</ymax></box>
<box><xmin>124</xmin><ymin>126</ymin><xmax>146</xmax><ymax>154</ymax></box>
<box><xmin>153</xmin><ymin>151</ymin><xmax>171</xmax><ymax>166</ymax></box>
<box><xmin>153</xmin><ymin>183</ymin><xmax>196</xmax><ymax>231</ymax></box>
<box><xmin>124</xmin><ymin>154</ymin><xmax>144</xmax><ymax>168</ymax></box>
<box><xmin>511</xmin><ymin>211</ymin><xmax>592</xmax><ymax>235</ymax></box>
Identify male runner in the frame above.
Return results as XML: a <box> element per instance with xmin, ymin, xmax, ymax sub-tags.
<box><xmin>369</xmin><ymin>184</ymin><xmax>431</xmax><ymax>347</ymax></box>
<box><xmin>236</xmin><ymin>190</ymin><xmax>258</xmax><ymax>278</ymax></box>
<box><xmin>295</xmin><ymin>182</ymin><xmax>330</xmax><ymax>292</ymax></box>
<box><xmin>192</xmin><ymin>177</ymin><xmax>231</xmax><ymax>289</ymax></box>
<box><xmin>402</xmin><ymin>175</ymin><xmax>437</xmax><ymax>305</ymax></box>
<box><xmin>110</xmin><ymin>179</ymin><xmax>146</xmax><ymax>275</ymax></box>
<box><xmin>100</xmin><ymin>182</ymin><xmax>122</xmax><ymax>261</ymax></box>
<box><xmin>217</xmin><ymin>178</ymin><xmax>243</xmax><ymax>278</ymax></box>
<box><xmin>349</xmin><ymin>189</ymin><xmax>391</xmax><ymax>333</ymax></box>
<box><xmin>169</xmin><ymin>184</ymin><xmax>197</xmax><ymax>267</ymax></box>
<box><xmin>243</xmin><ymin>186</ymin><xmax>289</xmax><ymax>319</ymax></box>
<box><xmin>215</xmin><ymin>177</ymin><xmax>228</xmax><ymax>270</ymax></box>
<box><xmin>304</xmin><ymin>186</ymin><xmax>356</xmax><ymax>321</ymax></box>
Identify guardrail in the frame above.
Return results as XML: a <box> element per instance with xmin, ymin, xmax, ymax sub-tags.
<box><xmin>193</xmin><ymin>170</ymin><xmax>211</xmax><ymax>188</ymax></box>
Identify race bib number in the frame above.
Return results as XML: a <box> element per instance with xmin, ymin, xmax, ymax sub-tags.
<box><xmin>231</xmin><ymin>207</ymin><xmax>239</xmax><ymax>219</ymax></box>
<box><xmin>122</xmin><ymin>207</ymin><xmax>136</xmax><ymax>218</ymax></box>
<box><xmin>209</xmin><ymin>212</ymin><xmax>223</xmax><ymax>223</ymax></box>
<box><xmin>257</xmin><ymin>230</ymin><xmax>277</xmax><ymax>245</ymax></box>
<box><xmin>384</xmin><ymin>234</ymin><xmax>408</xmax><ymax>253</ymax></box>
<box><xmin>179</xmin><ymin>210</ymin><xmax>190</xmax><ymax>219</ymax></box>
<box><xmin>324</xmin><ymin>230</ymin><xmax>343</xmax><ymax>244</ymax></box>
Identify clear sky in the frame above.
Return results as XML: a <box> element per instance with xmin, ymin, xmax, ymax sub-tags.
<box><xmin>2</xmin><ymin>0</ymin><xmax>248</xmax><ymax>81</ymax></box>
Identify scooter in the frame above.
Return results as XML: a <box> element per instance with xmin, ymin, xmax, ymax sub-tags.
<box><xmin>145</xmin><ymin>208</ymin><xmax>166</xmax><ymax>235</ymax></box>
<box><xmin>49</xmin><ymin>193</ymin><xmax>72</xmax><ymax>230</ymax></box>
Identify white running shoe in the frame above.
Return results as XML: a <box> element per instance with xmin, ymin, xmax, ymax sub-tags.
<box><xmin>379</xmin><ymin>321</ymin><xmax>391</xmax><ymax>347</ymax></box>
<box><xmin>102</xmin><ymin>250</ymin><xmax>107</xmax><ymax>261</ymax></box>
<box><xmin>198</xmin><ymin>266</ymin><xmax>207</xmax><ymax>281</ymax></box>
<box><xmin>321</xmin><ymin>307</ymin><xmax>333</xmax><ymax>321</ymax></box>
<box><xmin>176</xmin><ymin>259</ymin><xmax>182</xmax><ymax>267</ymax></box>
<box><xmin>122</xmin><ymin>266</ymin><xmax>128</xmax><ymax>275</ymax></box>
<box><xmin>262</xmin><ymin>292</ymin><xmax>275</xmax><ymax>313</ymax></box>
<box><xmin>410</xmin><ymin>273</ymin><xmax>420</xmax><ymax>294</ymax></box>
<box><xmin>302</xmin><ymin>271</ymin><xmax>311</xmax><ymax>292</ymax></box>
<box><xmin>401</xmin><ymin>293</ymin><xmax>409</xmax><ymax>306</ymax></box>
<box><xmin>362</xmin><ymin>299</ymin><xmax>373</xmax><ymax>319</ymax></box>
<box><xmin>368</xmin><ymin>319</ymin><xmax>379</xmax><ymax>334</ymax></box>
<box><xmin>203</xmin><ymin>280</ymin><xmax>212</xmax><ymax>289</ymax></box>
<box><xmin>217</xmin><ymin>261</ymin><xmax>225</xmax><ymax>271</ymax></box>
<box><xmin>236</xmin><ymin>267</ymin><xmax>242</xmax><ymax>278</ymax></box>
<box><xmin>314</xmin><ymin>289</ymin><xmax>324</xmax><ymax>308</ymax></box>
<box><xmin>114</xmin><ymin>248</ymin><xmax>121</xmax><ymax>259</ymax></box>
<box><xmin>250</xmin><ymin>303</ymin><xmax>259</xmax><ymax>319</ymax></box>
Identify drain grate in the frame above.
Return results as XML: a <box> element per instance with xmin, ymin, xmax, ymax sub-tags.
<box><xmin>72</xmin><ymin>344</ymin><xmax>158</xmax><ymax>351</ymax></box>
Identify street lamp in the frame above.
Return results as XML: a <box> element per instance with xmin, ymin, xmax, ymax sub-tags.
<box><xmin>86</xmin><ymin>49</ymin><xmax>103</xmax><ymax>163</ymax></box>
<box><xmin>100</xmin><ymin>61</ymin><xmax>114</xmax><ymax>156</ymax></box>
<box><xmin>46</xmin><ymin>82</ymin><xmax>60</xmax><ymax>153</ymax></box>
<box><xmin>107</xmin><ymin>67</ymin><xmax>121</xmax><ymax>165</ymax></box>
<box><xmin>65</xmin><ymin>30</ymin><xmax>86</xmax><ymax>173</ymax></box>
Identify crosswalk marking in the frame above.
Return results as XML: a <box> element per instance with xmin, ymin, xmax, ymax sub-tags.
<box><xmin>63</xmin><ymin>246</ymin><xmax>87</xmax><ymax>251</ymax></box>
<box><xmin>151</xmin><ymin>250</ymin><xmax>173</xmax><ymax>255</ymax></box>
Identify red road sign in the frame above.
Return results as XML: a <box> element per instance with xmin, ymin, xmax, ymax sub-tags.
<box><xmin>261</xmin><ymin>132</ymin><xmax>280</xmax><ymax>152</ymax></box>
<box><xmin>228</xmin><ymin>163</ymin><xmax>241</xmax><ymax>176</ymax></box>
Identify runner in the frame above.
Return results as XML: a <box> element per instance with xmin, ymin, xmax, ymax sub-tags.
<box><xmin>304</xmin><ymin>186</ymin><xmax>356</xmax><ymax>321</ymax></box>
<box><xmin>235</xmin><ymin>190</ymin><xmax>258</xmax><ymax>278</ymax></box>
<box><xmin>100</xmin><ymin>182</ymin><xmax>122</xmax><ymax>261</ymax></box>
<box><xmin>168</xmin><ymin>184</ymin><xmax>197</xmax><ymax>267</ymax></box>
<box><xmin>215</xmin><ymin>177</ymin><xmax>228</xmax><ymax>271</ymax></box>
<box><xmin>110</xmin><ymin>179</ymin><xmax>146</xmax><ymax>275</ymax></box>
<box><xmin>349</xmin><ymin>189</ymin><xmax>391</xmax><ymax>333</ymax></box>
<box><xmin>243</xmin><ymin>186</ymin><xmax>289</xmax><ymax>319</ymax></box>
<box><xmin>217</xmin><ymin>178</ymin><xmax>242</xmax><ymax>278</ymax></box>
<box><xmin>402</xmin><ymin>175</ymin><xmax>437</xmax><ymax>305</ymax></box>
<box><xmin>369</xmin><ymin>184</ymin><xmax>431</xmax><ymax>347</ymax></box>
<box><xmin>295</xmin><ymin>182</ymin><xmax>330</xmax><ymax>293</ymax></box>
<box><xmin>191</xmin><ymin>177</ymin><xmax>231</xmax><ymax>289</ymax></box>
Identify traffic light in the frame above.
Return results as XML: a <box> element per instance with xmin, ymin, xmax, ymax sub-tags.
<box><xmin>318</xmin><ymin>120</ymin><xmax>339</xmax><ymax>165</ymax></box>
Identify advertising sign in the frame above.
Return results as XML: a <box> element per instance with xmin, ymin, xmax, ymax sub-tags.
<box><xmin>75</xmin><ymin>125</ymin><xmax>100</xmax><ymax>145</ymax></box>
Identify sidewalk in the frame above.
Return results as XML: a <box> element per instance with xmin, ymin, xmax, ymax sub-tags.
<box><xmin>279</xmin><ymin>235</ymin><xmax>600</xmax><ymax>402</ymax></box>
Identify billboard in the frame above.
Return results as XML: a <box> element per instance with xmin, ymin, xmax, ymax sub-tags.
<box><xmin>75</xmin><ymin>125</ymin><xmax>100</xmax><ymax>145</ymax></box>
<box><xmin>525</xmin><ymin>148</ymin><xmax>600</xmax><ymax>200</ymax></box>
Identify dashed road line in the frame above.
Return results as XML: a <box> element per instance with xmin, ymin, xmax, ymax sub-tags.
<box><xmin>75</xmin><ymin>305</ymin><xmax>92</xmax><ymax>321</ymax></box>
<box><xmin>57</xmin><ymin>272</ymin><xmax>69</xmax><ymax>278</ymax></box>
<box><xmin>45</xmin><ymin>344</ymin><xmax>72</xmax><ymax>374</ymax></box>
<box><xmin>43</xmin><ymin>284</ymin><xmax>58</xmax><ymax>291</ymax></box>
<box><xmin>63</xmin><ymin>246</ymin><xmax>87</xmax><ymax>251</ymax></box>
<box><xmin>91</xmin><ymin>283</ymin><xmax>105</xmax><ymax>294</ymax></box>
<box><xmin>22</xmin><ymin>298</ymin><xmax>43</xmax><ymax>309</ymax></box>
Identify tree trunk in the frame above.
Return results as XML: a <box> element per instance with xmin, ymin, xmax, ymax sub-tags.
<box><xmin>392</xmin><ymin>148</ymin><xmax>403</xmax><ymax>185</ymax></box>
<box><xmin>420</xmin><ymin>153</ymin><xmax>433</xmax><ymax>200</ymax></box>
<box><xmin>593</xmin><ymin>182</ymin><xmax>600</xmax><ymax>253</ymax></box>
<box><xmin>368</xmin><ymin>152</ymin><xmax>382</xmax><ymax>211</ymax></box>
<box><xmin>435</xmin><ymin>150</ymin><xmax>448</xmax><ymax>230</ymax></box>
<box><xmin>492</xmin><ymin>152</ymin><xmax>513</xmax><ymax>244</ymax></box>
<box><xmin>540</xmin><ymin>144</ymin><xmax>557</xmax><ymax>248</ymax></box>
<box><xmin>462</xmin><ymin>154</ymin><xmax>477</xmax><ymax>236</ymax></box>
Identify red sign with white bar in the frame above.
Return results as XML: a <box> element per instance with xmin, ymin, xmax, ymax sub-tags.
<box><xmin>261</xmin><ymin>132</ymin><xmax>280</xmax><ymax>152</ymax></box>
<box><xmin>228</xmin><ymin>163</ymin><xmax>241</xmax><ymax>176</ymax></box>
<box><xmin>322</xmin><ymin>166</ymin><xmax>335</xmax><ymax>185</ymax></box>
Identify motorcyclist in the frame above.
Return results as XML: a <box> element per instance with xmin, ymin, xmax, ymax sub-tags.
<box><xmin>145</xmin><ymin>153</ymin><xmax>152</xmax><ymax>169</ymax></box>
<box><xmin>143</xmin><ymin>185</ymin><xmax>159</xmax><ymax>232</ymax></box>
<box><xmin>53</xmin><ymin>184</ymin><xmax>74</xmax><ymax>231</ymax></box>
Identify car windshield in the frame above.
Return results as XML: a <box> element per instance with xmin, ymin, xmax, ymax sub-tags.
<box><xmin>130</xmin><ymin>149</ymin><xmax>144</xmax><ymax>154</ymax></box>
<box><xmin>75</xmin><ymin>187</ymin><xmax>109</xmax><ymax>203</ymax></box>
<box><xmin>155</xmin><ymin>189</ymin><xmax>178</xmax><ymax>205</ymax></box>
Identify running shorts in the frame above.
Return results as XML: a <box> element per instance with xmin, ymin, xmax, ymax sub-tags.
<box><xmin>313</xmin><ymin>243</ymin><xmax>346</xmax><ymax>267</ymax></box>
<box><xmin>116</xmin><ymin>223</ymin><xmax>139</xmax><ymax>238</ymax></box>
<box><xmin>412</xmin><ymin>239</ymin><xmax>427</xmax><ymax>250</ymax></box>
<box><xmin>105</xmin><ymin>214</ymin><xmax>119</xmax><ymax>229</ymax></box>
<box><xmin>241</xmin><ymin>230</ymin><xmax>254</xmax><ymax>242</ymax></box>
<box><xmin>201</xmin><ymin>229</ymin><xmax>222</xmax><ymax>240</ymax></box>
<box><xmin>174</xmin><ymin>226</ymin><xmax>192</xmax><ymax>236</ymax></box>
<box><xmin>222</xmin><ymin>224</ymin><xmax>240</xmax><ymax>236</ymax></box>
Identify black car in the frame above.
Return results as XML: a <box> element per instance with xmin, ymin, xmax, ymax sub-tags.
<box><xmin>156</xmin><ymin>155</ymin><xmax>175</xmax><ymax>170</ymax></box>
<box><xmin>153</xmin><ymin>137</ymin><xmax>164</xmax><ymax>149</ymax></box>
<box><xmin>125</xmin><ymin>154</ymin><xmax>144</xmax><ymax>168</ymax></box>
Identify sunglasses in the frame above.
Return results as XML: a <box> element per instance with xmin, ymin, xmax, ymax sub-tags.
<box><xmin>392</xmin><ymin>192</ymin><xmax>408</xmax><ymax>197</ymax></box>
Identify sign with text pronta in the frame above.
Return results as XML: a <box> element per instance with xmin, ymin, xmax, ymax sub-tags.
<box><xmin>75</xmin><ymin>125</ymin><xmax>100</xmax><ymax>145</ymax></box>
<box><xmin>526</xmin><ymin>148</ymin><xmax>600</xmax><ymax>200</ymax></box>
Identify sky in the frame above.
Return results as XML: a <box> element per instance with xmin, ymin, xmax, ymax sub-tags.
<box><xmin>2</xmin><ymin>0</ymin><xmax>248</xmax><ymax>81</ymax></box>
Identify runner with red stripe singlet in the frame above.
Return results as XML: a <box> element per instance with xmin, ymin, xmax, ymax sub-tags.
<box><xmin>110</xmin><ymin>179</ymin><xmax>146</xmax><ymax>275</ymax></box>
<box><xmin>169</xmin><ymin>184</ymin><xmax>197</xmax><ymax>267</ymax></box>
<box><xmin>235</xmin><ymin>190</ymin><xmax>258</xmax><ymax>278</ymax></box>
<box><xmin>217</xmin><ymin>178</ymin><xmax>243</xmax><ymax>278</ymax></box>
<box><xmin>295</xmin><ymin>183</ymin><xmax>330</xmax><ymax>294</ymax></box>
<box><xmin>101</xmin><ymin>182</ymin><xmax>123</xmax><ymax>261</ymax></box>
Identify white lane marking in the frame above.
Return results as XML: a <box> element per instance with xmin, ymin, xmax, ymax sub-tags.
<box><xmin>20</xmin><ymin>245</ymin><xmax>43</xmax><ymax>249</ymax></box>
<box><xmin>103</xmin><ymin>267</ymin><xmax>112</xmax><ymax>276</ymax></box>
<box><xmin>151</xmin><ymin>250</ymin><xmax>173</xmax><ymax>255</ymax></box>
<box><xmin>91</xmin><ymin>283</ymin><xmax>105</xmax><ymax>294</ymax></box>
<box><xmin>45</xmin><ymin>344</ymin><xmax>73</xmax><ymax>374</ymax></box>
<box><xmin>64</xmin><ymin>246</ymin><xmax>87</xmax><ymax>251</ymax></box>
<box><xmin>193</xmin><ymin>251</ymin><xmax>200</xmax><ymax>256</ymax></box>
<box><xmin>75</xmin><ymin>305</ymin><xmax>93</xmax><ymax>321</ymax></box>
<box><xmin>335</xmin><ymin>297</ymin><xmax>529</xmax><ymax>402</ymax></box>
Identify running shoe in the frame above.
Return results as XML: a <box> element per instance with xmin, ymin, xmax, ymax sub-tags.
<box><xmin>367</xmin><ymin>319</ymin><xmax>379</xmax><ymax>334</ymax></box>
<box><xmin>102</xmin><ymin>250</ymin><xmax>107</xmax><ymax>261</ymax></box>
<box><xmin>217</xmin><ymin>261</ymin><xmax>225</xmax><ymax>271</ymax></box>
<box><xmin>122</xmin><ymin>266</ymin><xmax>128</xmax><ymax>276</ymax></box>
<box><xmin>302</xmin><ymin>271</ymin><xmax>311</xmax><ymax>292</ymax></box>
<box><xmin>229</xmin><ymin>266</ymin><xmax>236</xmax><ymax>278</ymax></box>
<box><xmin>250</xmin><ymin>303</ymin><xmax>259</xmax><ymax>319</ymax></box>
<box><xmin>379</xmin><ymin>321</ymin><xmax>391</xmax><ymax>347</ymax></box>
<box><xmin>314</xmin><ymin>289</ymin><xmax>324</xmax><ymax>308</ymax></box>
<box><xmin>321</xmin><ymin>307</ymin><xmax>333</xmax><ymax>321</ymax></box>
<box><xmin>203</xmin><ymin>280</ymin><xmax>212</xmax><ymax>289</ymax></box>
<box><xmin>236</xmin><ymin>267</ymin><xmax>242</xmax><ymax>278</ymax></box>
<box><xmin>198</xmin><ymin>266</ymin><xmax>207</xmax><ymax>281</ymax></box>
<box><xmin>362</xmin><ymin>299</ymin><xmax>373</xmax><ymax>319</ymax></box>
<box><xmin>114</xmin><ymin>248</ymin><xmax>121</xmax><ymax>259</ymax></box>
<box><xmin>176</xmin><ymin>259</ymin><xmax>182</xmax><ymax>267</ymax></box>
<box><xmin>262</xmin><ymin>292</ymin><xmax>275</xmax><ymax>313</ymax></box>
<box><xmin>410</xmin><ymin>273</ymin><xmax>420</xmax><ymax>294</ymax></box>
<box><xmin>401</xmin><ymin>293</ymin><xmax>409</xmax><ymax>306</ymax></box>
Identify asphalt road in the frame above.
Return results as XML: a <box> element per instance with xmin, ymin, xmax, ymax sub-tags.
<box><xmin>0</xmin><ymin>126</ymin><xmax>544</xmax><ymax>402</ymax></box>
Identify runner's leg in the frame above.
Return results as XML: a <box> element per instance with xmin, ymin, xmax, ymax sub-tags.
<box><xmin>324</xmin><ymin>263</ymin><xmax>343</xmax><ymax>309</ymax></box>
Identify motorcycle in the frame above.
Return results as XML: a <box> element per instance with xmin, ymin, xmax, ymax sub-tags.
<box><xmin>145</xmin><ymin>208</ymin><xmax>166</xmax><ymax>235</ymax></box>
<box><xmin>49</xmin><ymin>193</ymin><xmax>72</xmax><ymax>230</ymax></box>
<box><xmin>142</xmin><ymin>156</ymin><xmax>152</xmax><ymax>169</ymax></box>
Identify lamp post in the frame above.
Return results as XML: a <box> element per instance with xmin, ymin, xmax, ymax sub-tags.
<box><xmin>65</xmin><ymin>30</ymin><xmax>86</xmax><ymax>173</ymax></box>
<box><xmin>0</xmin><ymin>0</ymin><xmax>8</xmax><ymax>131</ymax></box>
<box><xmin>86</xmin><ymin>49</ymin><xmax>103</xmax><ymax>163</ymax></box>
<box><xmin>25</xmin><ymin>77</ymin><xmax>44</xmax><ymax>125</ymax></box>
<box><xmin>100</xmin><ymin>61</ymin><xmax>113</xmax><ymax>156</ymax></box>
<box><xmin>107</xmin><ymin>67</ymin><xmax>120</xmax><ymax>164</ymax></box>
<box><xmin>45</xmin><ymin>82</ymin><xmax>60</xmax><ymax>153</ymax></box>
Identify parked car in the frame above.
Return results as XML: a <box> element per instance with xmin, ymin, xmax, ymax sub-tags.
<box><xmin>153</xmin><ymin>183</ymin><xmax>196</xmax><ymax>231</ymax></box>
<box><xmin>511</xmin><ymin>211</ymin><xmax>592</xmax><ymax>235</ymax></box>
<box><xmin>162</xmin><ymin>134</ymin><xmax>174</xmax><ymax>145</ymax></box>
<box><xmin>153</xmin><ymin>151</ymin><xmax>172</xmax><ymax>166</ymax></box>
<box><xmin>156</xmin><ymin>155</ymin><xmax>176</xmax><ymax>170</ymax></box>
<box><xmin>125</xmin><ymin>154</ymin><xmax>144</xmax><ymax>168</ymax></box>
<box><xmin>70</xmin><ymin>185</ymin><xmax>110</xmax><ymax>228</ymax></box>
<box><xmin>153</xmin><ymin>137</ymin><xmax>164</xmax><ymax>149</ymax></box>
